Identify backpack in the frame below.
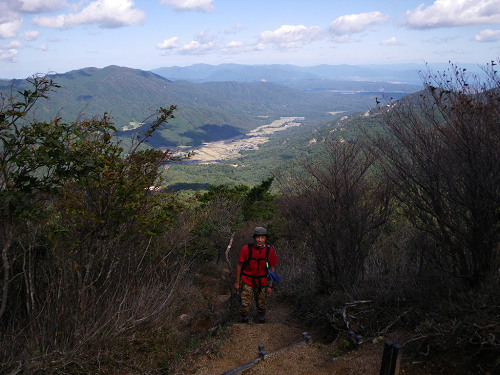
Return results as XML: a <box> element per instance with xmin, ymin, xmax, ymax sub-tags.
<box><xmin>241</xmin><ymin>243</ymin><xmax>271</xmax><ymax>288</ymax></box>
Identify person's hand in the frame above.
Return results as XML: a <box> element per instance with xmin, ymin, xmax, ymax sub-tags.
<box><xmin>266</xmin><ymin>286</ymin><xmax>272</xmax><ymax>297</ymax></box>
<box><xmin>234</xmin><ymin>282</ymin><xmax>240</xmax><ymax>291</ymax></box>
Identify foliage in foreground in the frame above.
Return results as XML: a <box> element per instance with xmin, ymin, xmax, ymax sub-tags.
<box><xmin>372</xmin><ymin>62</ymin><xmax>500</xmax><ymax>287</ymax></box>
<box><xmin>273</xmin><ymin>62</ymin><xmax>499</xmax><ymax>373</ymax></box>
<box><xmin>0</xmin><ymin>76</ymin><xmax>192</xmax><ymax>373</ymax></box>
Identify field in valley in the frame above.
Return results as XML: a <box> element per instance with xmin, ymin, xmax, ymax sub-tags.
<box><xmin>187</xmin><ymin>117</ymin><xmax>304</xmax><ymax>163</ymax></box>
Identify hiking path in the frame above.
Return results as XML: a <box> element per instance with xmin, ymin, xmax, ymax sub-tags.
<box><xmin>172</xmin><ymin>299</ymin><xmax>389</xmax><ymax>375</ymax></box>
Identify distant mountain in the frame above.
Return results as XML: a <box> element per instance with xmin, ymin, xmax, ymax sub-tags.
<box><xmin>152</xmin><ymin>62</ymin><xmax>486</xmax><ymax>91</ymax></box>
<box><xmin>0</xmin><ymin>65</ymin><xmax>421</xmax><ymax>148</ymax></box>
<box><xmin>153</xmin><ymin>63</ymin><xmax>320</xmax><ymax>83</ymax></box>
<box><xmin>1</xmin><ymin>65</ymin><xmax>177</xmax><ymax>130</ymax></box>
<box><xmin>152</xmin><ymin>63</ymin><xmax>435</xmax><ymax>86</ymax></box>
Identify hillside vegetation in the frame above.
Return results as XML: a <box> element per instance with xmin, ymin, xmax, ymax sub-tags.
<box><xmin>0</xmin><ymin>62</ymin><xmax>498</xmax><ymax>374</ymax></box>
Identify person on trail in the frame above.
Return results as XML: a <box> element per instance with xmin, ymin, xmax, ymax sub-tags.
<box><xmin>234</xmin><ymin>226</ymin><xmax>278</xmax><ymax>323</ymax></box>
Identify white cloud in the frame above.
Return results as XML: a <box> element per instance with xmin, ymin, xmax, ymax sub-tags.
<box><xmin>0</xmin><ymin>18</ymin><xmax>23</xmax><ymax>39</ymax></box>
<box><xmin>158</xmin><ymin>30</ymin><xmax>257</xmax><ymax>55</ymax></box>
<box><xmin>0</xmin><ymin>40</ymin><xmax>20</xmax><ymax>62</ymax></box>
<box><xmin>331</xmin><ymin>34</ymin><xmax>351</xmax><ymax>43</ymax></box>
<box><xmin>259</xmin><ymin>25</ymin><xmax>325</xmax><ymax>47</ymax></box>
<box><xmin>180</xmin><ymin>40</ymin><xmax>202</xmax><ymax>51</ymax></box>
<box><xmin>422</xmin><ymin>36</ymin><xmax>460</xmax><ymax>44</ymax></box>
<box><xmin>329</xmin><ymin>11</ymin><xmax>389</xmax><ymax>35</ymax></box>
<box><xmin>380</xmin><ymin>36</ymin><xmax>405</xmax><ymax>46</ymax></box>
<box><xmin>161</xmin><ymin>25</ymin><xmax>326</xmax><ymax>55</ymax></box>
<box><xmin>21</xmin><ymin>30</ymin><xmax>41</xmax><ymax>41</ymax></box>
<box><xmin>196</xmin><ymin>30</ymin><xmax>215</xmax><ymax>44</ymax></box>
<box><xmin>0</xmin><ymin>0</ymin><xmax>67</xmax><ymax>27</ymax></box>
<box><xmin>177</xmin><ymin>31</ymin><xmax>218</xmax><ymax>54</ymax></box>
<box><xmin>226</xmin><ymin>40</ymin><xmax>243</xmax><ymax>48</ymax></box>
<box><xmin>180</xmin><ymin>39</ymin><xmax>216</xmax><ymax>53</ymax></box>
<box><xmin>0</xmin><ymin>49</ymin><xmax>18</xmax><ymax>62</ymax></box>
<box><xmin>2</xmin><ymin>40</ymin><xmax>21</xmax><ymax>49</ymax></box>
<box><xmin>223</xmin><ymin>41</ymin><xmax>263</xmax><ymax>54</ymax></box>
<box><xmin>161</xmin><ymin>0</ymin><xmax>214</xmax><ymax>13</ymax></box>
<box><xmin>32</xmin><ymin>0</ymin><xmax>146</xmax><ymax>29</ymax></box>
<box><xmin>225</xmin><ymin>23</ymin><xmax>245</xmax><ymax>34</ymax></box>
<box><xmin>0</xmin><ymin>2</ymin><xmax>18</xmax><ymax>22</ymax></box>
<box><xmin>20</xmin><ymin>0</ymin><xmax>67</xmax><ymax>13</ymax></box>
<box><xmin>38</xmin><ymin>43</ymin><xmax>48</xmax><ymax>51</ymax></box>
<box><xmin>157</xmin><ymin>36</ymin><xmax>179</xmax><ymax>49</ymax></box>
<box><xmin>405</xmin><ymin>0</ymin><xmax>500</xmax><ymax>29</ymax></box>
<box><xmin>475</xmin><ymin>29</ymin><xmax>500</xmax><ymax>42</ymax></box>
<box><xmin>253</xmin><ymin>42</ymin><xmax>266</xmax><ymax>51</ymax></box>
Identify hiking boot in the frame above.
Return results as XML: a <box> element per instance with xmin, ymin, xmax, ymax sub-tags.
<box><xmin>241</xmin><ymin>316</ymin><xmax>249</xmax><ymax>323</ymax></box>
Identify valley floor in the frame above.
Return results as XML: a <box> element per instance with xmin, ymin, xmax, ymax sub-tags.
<box><xmin>188</xmin><ymin>117</ymin><xmax>304</xmax><ymax>164</ymax></box>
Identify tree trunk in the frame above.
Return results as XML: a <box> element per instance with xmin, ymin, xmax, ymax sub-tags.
<box><xmin>0</xmin><ymin>226</ymin><xmax>13</xmax><ymax>320</ymax></box>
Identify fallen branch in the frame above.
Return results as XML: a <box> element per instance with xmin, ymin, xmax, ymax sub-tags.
<box><xmin>379</xmin><ymin>309</ymin><xmax>411</xmax><ymax>334</ymax></box>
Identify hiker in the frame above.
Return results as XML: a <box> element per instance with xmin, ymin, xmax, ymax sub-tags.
<box><xmin>234</xmin><ymin>226</ymin><xmax>278</xmax><ymax>323</ymax></box>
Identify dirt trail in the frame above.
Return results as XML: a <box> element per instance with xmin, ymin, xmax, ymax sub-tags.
<box><xmin>173</xmin><ymin>300</ymin><xmax>387</xmax><ymax>375</ymax></box>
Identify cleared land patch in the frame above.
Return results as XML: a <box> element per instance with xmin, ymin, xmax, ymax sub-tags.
<box><xmin>189</xmin><ymin>117</ymin><xmax>304</xmax><ymax>163</ymax></box>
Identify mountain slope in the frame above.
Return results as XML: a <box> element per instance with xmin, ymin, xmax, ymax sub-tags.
<box><xmin>1</xmin><ymin>65</ymin><xmax>405</xmax><ymax>147</ymax></box>
<box><xmin>0</xmin><ymin>66</ymin><xmax>323</xmax><ymax>146</ymax></box>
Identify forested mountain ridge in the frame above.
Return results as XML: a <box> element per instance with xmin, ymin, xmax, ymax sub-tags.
<box><xmin>0</xmin><ymin>65</ymin><xmax>420</xmax><ymax>148</ymax></box>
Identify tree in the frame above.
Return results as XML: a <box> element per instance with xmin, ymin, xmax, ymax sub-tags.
<box><xmin>243</xmin><ymin>176</ymin><xmax>276</xmax><ymax>221</ymax></box>
<box><xmin>0</xmin><ymin>75</ymin><xmax>185</xmax><ymax>361</ymax></box>
<box><xmin>0</xmin><ymin>75</ymin><xmax>112</xmax><ymax>320</ymax></box>
<box><xmin>372</xmin><ymin>62</ymin><xmax>500</xmax><ymax>287</ymax></box>
<box><xmin>279</xmin><ymin>138</ymin><xmax>391</xmax><ymax>292</ymax></box>
<box><xmin>191</xmin><ymin>178</ymin><xmax>277</xmax><ymax>263</ymax></box>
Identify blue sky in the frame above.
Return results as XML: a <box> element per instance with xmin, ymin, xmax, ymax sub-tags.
<box><xmin>1</xmin><ymin>0</ymin><xmax>499</xmax><ymax>79</ymax></box>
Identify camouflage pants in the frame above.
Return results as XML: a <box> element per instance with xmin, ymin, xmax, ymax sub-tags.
<box><xmin>239</xmin><ymin>282</ymin><xmax>267</xmax><ymax>317</ymax></box>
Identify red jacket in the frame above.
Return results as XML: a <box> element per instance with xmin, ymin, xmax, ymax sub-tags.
<box><xmin>239</xmin><ymin>244</ymin><xmax>278</xmax><ymax>287</ymax></box>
